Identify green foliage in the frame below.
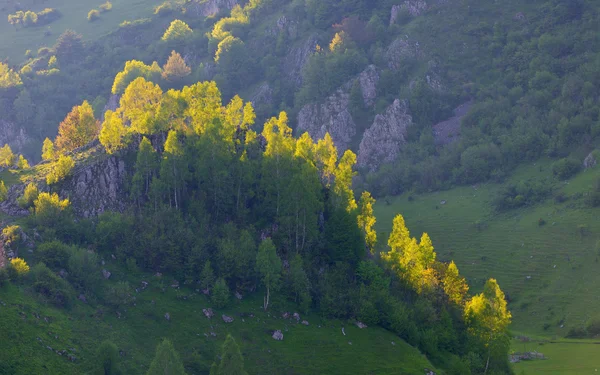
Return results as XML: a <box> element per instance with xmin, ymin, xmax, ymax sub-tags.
<box><xmin>2</xmin><ymin>225</ymin><xmax>21</xmax><ymax>249</ymax></box>
<box><xmin>10</xmin><ymin>258</ymin><xmax>29</xmax><ymax>277</ymax></box>
<box><xmin>95</xmin><ymin>340</ymin><xmax>120</xmax><ymax>375</ymax></box>
<box><xmin>99</xmin><ymin>110</ymin><xmax>127</xmax><ymax>154</ymax></box>
<box><xmin>99</xmin><ymin>1</ymin><xmax>113</xmax><ymax>13</ymax></box>
<box><xmin>88</xmin><ymin>9</ymin><xmax>100</xmax><ymax>22</ymax></box>
<box><xmin>120</xmin><ymin>77</ymin><xmax>163</xmax><ymax>134</ymax></box>
<box><xmin>493</xmin><ymin>179</ymin><xmax>552</xmax><ymax>211</ymax></box>
<box><xmin>154</xmin><ymin>2</ymin><xmax>173</xmax><ymax>17</ymax></box>
<box><xmin>33</xmin><ymin>192</ymin><xmax>70</xmax><ymax>227</ymax></box>
<box><xmin>17</xmin><ymin>183</ymin><xmax>39</xmax><ymax>208</ymax></box>
<box><xmin>29</xmin><ymin>262</ymin><xmax>73</xmax><ymax>307</ymax></box>
<box><xmin>112</xmin><ymin>60</ymin><xmax>162</xmax><ymax>95</ymax></box>
<box><xmin>147</xmin><ymin>339</ymin><xmax>186</xmax><ymax>375</ymax></box>
<box><xmin>55</xmin><ymin>101</ymin><xmax>99</xmax><ymax>152</ymax></box>
<box><xmin>199</xmin><ymin>261</ymin><xmax>215</xmax><ymax>291</ymax></box>
<box><xmin>161</xmin><ymin>20</ymin><xmax>192</xmax><ymax>42</ymax></box>
<box><xmin>211</xmin><ymin>278</ymin><xmax>230</xmax><ymax>308</ymax></box>
<box><xmin>0</xmin><ymin>63</ymin><xmax>21</xmax><ymax>88</ymax></box>
<box><xmin>46</xmin><ymin>155</ymin><xmax>75</xmax><ymax>185</ymax></box>
<box><xmin>104</xmin><ymin>281</ymin><xmax>132</xmax><ymax>308</ymax></box>
<box><xmin>0</xmin><ymin>181</ymin><xmax>7</xmax><ymax>202</ymax></box>
<box><xmin>255</xmin><ymin>238</ymin><xmax>281</xmax><ymax>310</ymax></box>
<box><xmin>36</xmin><ymin>240</ymin><xmax>71</xmax><ymax>270</ymax></box>
<box><xmin>553</xmin><ymin>157</ymin><xmax>581</xmax><ymax>180</ymax></box>
<box><xmin>0</xmin><ymin>144</ymin><xmax>15</xmax><ymax>168</ymax></box>
<box><xmin>210</xmin><ymin>335</ymin><xmax>247</xmax><ymax>375</ymax></box>
<box><xmin>67</xmin><ymin>247</ymin><xmax>101</xmax><ymax>292</ymax></box>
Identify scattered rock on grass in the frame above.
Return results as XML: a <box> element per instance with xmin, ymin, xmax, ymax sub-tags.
<box><xmin>301</xmin><ymin>320</ymin><xmax>309</xmax><ymax>326</ymax></box>
<box><xmin>102</xmin><ymin>269</ymin><xmax>111</xmax><ymax>279</ymax></box>
<box><xmin>203</xmin><ymin>308</ymin><xmax>214</xmax><ymax>319</ymax></box>
<box><xmin>272</xmin><ymin>330</ymin><xmax>284</xmax><ymax>341</ymax></box>
<box><xmin>222</xmin><ymin>314</ymin><xmax>234</xmax><ymax>323</ymax></box>
<box><xmin>356</xmin><ymin>321</ymin><xmax>367</xmax><ymax>329</ymax></box>
<box><xmin>165</xmin><ymin>313</ymin><xmax>170</xmax><ymax>321</ymax></box>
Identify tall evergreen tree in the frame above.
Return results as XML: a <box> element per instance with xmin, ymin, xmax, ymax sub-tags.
<box><xmin>147</xmin><ymin>339</ymin><xmax>186</xmax><ymax>375</ymax></box>
<box><xmin>210</xmin><ymin>334</ymin><xmax>247</xmax><ymax>375</ymax></box>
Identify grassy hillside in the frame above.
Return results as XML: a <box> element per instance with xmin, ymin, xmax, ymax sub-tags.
<box><xmin>375</xmin><ymin>160</ymin><xmax>600</xmax><ymax>336</ymax></box>
<box><xmin>0</xmin><ymin>267</ymin><xmax>436</xmax><ymax>374</ymax></box>
<box><xmin>0</xmin><ymin>0</ymin><xmax>166</xmax><ymax>62</ymax></box>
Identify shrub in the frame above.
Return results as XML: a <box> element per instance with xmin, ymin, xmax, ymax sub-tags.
<box><xmin>87</xmin><ymin>9</ymin><xmax>100</xmax><ymax>22</ymax></box>
<box><xmin>99</xmin><ymin>1</ymin><xmax>112</xmax><ymax>12</ymax></box>
<box><xmin>2</xmin><ymin>225</ymin><xmax>21</xmax><ymax>248</ymax></box>
<box><xmin>30</xmin><ymin>263</ymin><xmax>73</xmax><ymax>307</ymax></box>
<box><xmin>36</xmin><ymin>8</ymin><xmax>61</xmax><ymax>25</ymax></box>
<box><xmin>10</xmin><ymin>258</ymin><xmax>30</xmax><ymax>277</ymax></box>
<box><xmin>0</xmin><ymin>144</ymin><xmax>15</xmax><ymax>167</ymax></box>
<box><xmin>0</xmin><ymin>181</ymin><xmax>7</xmax><ymax>202</ymax></box>
<box><xmin>37</xmin><ymin>240</ymin><xmax>71</xmax><ymax>269</ymax></box>
<box><xmin>37</xmin><ymin>47</ymin><xmax>52</xmax><ymax>56</ymax></box>
<box><xmin>552</xmin><ymin>157</ymin><xmax>581</xmax><ymax>180</ymax></box>
<box><xmin>33</xmin><ymin>192</ymin><xmax>70</xmax><ymax>227</ymax></box>
<box><xmin>538</xmin><ymin>218</ymin><xmax>546</xmax><ymax>226</ymax></box>
<box><xmin>211</xmin><ymin>278</ymin><xmax>229</xmax><ymax>308</ymax></box>
<box><xmin>0</xmin><ymin>268</ymin><xmax>9</xmax><ymax>286</ymax></box>
<box><xmin>67</xmin><ymin>247</ymin><xmax>100</xmax><ymax>291</ymax></box>
<box><xmin>17</xmin><ymin>182</ymin><xmax>39</xmax><ymax>208</ymax></box>
<box><xmin>154</xmin><ymin>2</ymin><xmax>173</xmax><ymax>17</ymax></box>
<box><xmin>46</xmin><ymin>155</ymin><xmax>75</xmax><ymax>185</ymax></box>
<box><xmin>105</xmin><ymin>281</ymin><xmax>132</xmax><ymax>307</ymax></box>
<box><xmin>161</xmin><ymin>20</ymin><xmax>192</xmax><ymax>42</ymax></box>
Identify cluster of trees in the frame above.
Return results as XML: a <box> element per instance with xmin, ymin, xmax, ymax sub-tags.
<box><xmin>1</xmin><ymin>77</ymin><xmax>512</xmax><ymax>373</ymax></box>
<box><xmin>0</xmin><ymin>144</ymin><xmax>30</xmax><ymax>170</ymax></box>
<box><xmin>7</xmin><ymin>8</ymin><xmax>61</xmax><ymax>28</ymax></box>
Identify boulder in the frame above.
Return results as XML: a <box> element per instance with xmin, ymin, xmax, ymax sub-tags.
<box><xmin>203</xmin><ymin>308</ymin><xmax>214</xmax><ymax>319</ymax></box>
<box><xmin>357</xmin><ymin>99</ymin><xmax>413</xmax><ymax>171</ymax></box>
<box><xmin>584</xmin><ymin>152</ymin><xmax>597</xmax><ymax>169</ymax></box>
<box><xmin>282</xmin><ymin>312</ymin><xmax>290</xmax><ymax>319</ymax></box>
<box><xmin>301</xmin><ymin>320</ymin><xmax>309</xmax><ymax>326</ymax></box>
<box><xmin>356</xmin><ymin>321</ymin><xmax>368</xmax><ymax>329</ymax></box>
<box><xmin>272</xmin><ymin>330</ymin><xmax>284</xmax><ymax>341</ymax></box>
<box><xmin>102</xmin><ymin>269</ymin><xmax>111</xmax><ymax>279</ymax></box>
<box><xmin>165</xmin><ymin>312</ymin><xmax>171</xmax><ymax>321</ymax></box>
<box><xmin>78</xmin><ymin>294</ymin><xmax>87</xmax><ymax>303</ymax></box>
<box><xmin>235</xmin><ymin>291</ymin><xmax>243</xmax><ymax>300</ymax></box>
<box><xmin>292</xmin><ymin>312</ymin><xmax>300</xmax><ymax>322</ymax></box>
<box><xmin>222</xmin><ymin>314</ymin><xmax>234</xmax><ymax>323</ymax></box>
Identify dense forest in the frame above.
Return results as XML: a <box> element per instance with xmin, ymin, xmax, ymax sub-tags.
<box><xmin>0</xmin><ymin>0</ymin><xmax>598</xmax><ymax>373</ymax></box>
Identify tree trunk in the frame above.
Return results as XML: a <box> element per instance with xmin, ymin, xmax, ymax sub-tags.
<box><xmin>484</xmin><ymin>348</ymin><xmax>490</xmax><ymax>375</ymax></box>
<box><xmin>264</xmin><ymin>285</ymin><xmax>270</xmax><ymax>310</ymax></box>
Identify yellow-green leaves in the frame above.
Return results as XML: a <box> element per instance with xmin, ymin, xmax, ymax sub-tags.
<box><xmin>42</xmin><ymin>138</ymin><xmax>55</xmax><ymax>160</ymax></box>
<box><xmin>46</xmin><ymin>155</ymin><xmax>75</xmax><ymax>185</ymax></box>
<box><xmin>357</xmin><ymin>191</ymin><xmax>377</xmax><ymax>253</ymax></box>
<box><xmin>120</xmin><ymin>77</ymin><xmax>163</xmax><ymax>134</ymax></box>
<box><xmin>162</xmin><ymin>19</ymin><xmax>192</xmax><ymax>42</ymax></box>
<box><xmin>112</xmin><ymin>60</ymin><xmax>162</xmax><ymax>95</ymax></box>
<box><xmin>99</xmin><ymin>110</ymin><xmax>127</xmax><ymax>154</ymax></box>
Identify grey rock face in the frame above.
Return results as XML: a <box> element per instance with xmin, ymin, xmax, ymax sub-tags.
<box><xmin>432</xmin><ymin>101</ymin><xmax>472</xmax><ymax>145</ymax></box>
<box><xmin>0</xmin><ymin>120</ymin><xmax>32</xmax><ymax>157</ymax></box>
<box><xmin>284</xmin><ymin>35</ymin><xmax>318</xmax><ymax>88</ymax></box>
<box><xmin>357</xmin><ymin>99</ymin><xmax>413</xmax><ymax>171</ymax></box>
<box><xmin>189</xmin><ymin>0</ymin><xmax>238</xmax><ymax>17</ymax></box>
<box><xmin>297</xmin><ymin>88</ymin><xmax>356</xmax><ymax>154</ymax></box>
<box><xmin>296</xmin><ymin>65</ymin><xmax>379</xmax><ymax>154</ymax></box>
<box><xmin>59</xmin><ymin>153</ymin><xmax>129</xmax><ymax>218</ymax></box>
<box><xmin>584</xmin><ymin>152</ymin><xmax>597</xmax><ymax>169</ymax></box>
<box><xmin>386</xmin><ymin>37</ymin><xmax>423</xmax><ymax>71</ymax></box>
<box><xmin>249</xmin><ymin>82</ymin><xmax>273</xmax><ymax>108</ymax></box>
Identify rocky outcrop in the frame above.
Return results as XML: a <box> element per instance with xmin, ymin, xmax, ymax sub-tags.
<box><xmin>284</xmin><ymin>35</ymin><xmax>318</xmax><ymax>88</ymax></box>
<box><xmin>357</xmin><ymin>99</ymin><xmax>413</xmax><ymax>171</ymax></box>
<box><xmin>386</xmin><ymin>37</ymin><xmax>423</xmax><ymax>70</ymax></box>
<box><xmin>297</xmin><ymin>88</ymin><xmax>356</xmax><ymax>153</ymax></box>
<box><xmin>0</xmin><ymin>184</ymin><xmax>29</xmax><ymax>217</ymax></box>
<box><xmin>189</xmin><ymin>0</ymin><xmax>238</xmax><ymax>17</ymax></box>
<box><xmin>266</xmin><ymin>15</ymin><xmax>298</xmax><ymax>39</ymax></box>
<box><xmin>0</xmin><ymin>120</ymin><xmax>32</xmax><ymax>157</ymax></box>
<box><xmin>59</xmin><ymin>152</ymin><xmax>129</xmax><ymax>218</ymax></box>
<box><xmin>584</xmin><ymin>152</ymin><xmax>597</xmax><ymax>169</ymax></box>
<box><xmin>249</xmin><ymin>82</ymin><xmax>273</xmax><ymax>109</ymax></box>
<box><xmin>432</xmin><ymin>101</ymin><xmax>472</xmax><ymax>145</ymax></box>
<box><xmin>297</xmin><ymin>65</ymin><xmax>379</xmax><ymax>154</ymax></box>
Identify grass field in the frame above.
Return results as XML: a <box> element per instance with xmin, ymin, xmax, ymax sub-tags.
<box><xmin>0</xmin><ymin>0</ymin><xmax>166</xmax><ymax>62</ymax></box>
<box><xmin>0</xmin><ymin>264</ymin><xmax>437</xmax><ymax>374</ymax></box>
<box><xmin>374</xmin><ymin>160</ymin><xmax>600</xmax><ymax>337</ymax></box>
<box><xmin>511</xmin><ymin>337</ymin><xmax>600</xmax><ymax>375</ymax></box>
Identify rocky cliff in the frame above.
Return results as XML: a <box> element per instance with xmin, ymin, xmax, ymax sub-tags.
<box><xmin>188</xmin><ymin>0</ymin><xmax>238</xmax><ymax>17</ymax></box>
<box><xmin>0</xmin><ymin>120</ymin><xmax>33</xmax><ymax>157</ymax></box>
<box><xmin>357</xmin><ymin>99</ymin><xmax>413</xmax><ymax>171</ymax></box>
<box><xmin>296</xmin><ymin>65</ymin><xmax>379</xmax><ymax>154</ymax></box>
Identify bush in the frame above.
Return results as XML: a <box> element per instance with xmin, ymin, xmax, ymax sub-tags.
<box><xmin>17</xmin><ymin>182</ymin><xmax>39</xmax><ymax>208</ymax></box>
<box><xmin>211</xmin><ymin>278</ymin><xmax>229</xmax><ymax>308</ymax></box>
<box><xmin>30</xmin><ymin>263</ymin><xmax>73</xmax><ymax>307</ymax></box>
<box><xmin>46</xmin><ymin>155</ymin><xmax>74</xmax><ymax>185</ymax></box>
<box><xmin>104</xmin><ymin>281</ymin><xmax>132</xmax><ymax>307</ymax></box>
<box><xmin>68</xmin><ymin>247</ymin><xmax>101</xmax><ymax>292</ymax></box>
<box><xmin>552</xmin><ymin>157</ymin><xmax>581</xmax><ymax>180</ymax></box>
<box><xmin>538</xmin><ymin>218</ymin><xmax>546</xmax><ymax>226</ymax></box>
<box><xmin>0</xmin><ymin>181</ymin><xmax>6</xmax><ymax>202</ymax></box>
<box><xmin>87</xmin><ymin>9</ymin><xmax>100</xmax><ymax>22</ymax></box>
<box><xmin>10</xmin><ymin>258</ymin><xmax>30</xmax><ymax>277</ymax></box>
<box><xmin>99</xmin><ymin>1</ymin><xmax>112</xmax><ymax>12</ymax></box>
<box><xmin>154</xmin><ymin>2</ymin><xmax>173</xmax><ymax>17</ymax></box>
<box><xmin>33</xmin><ymin>192</ymin><xmax>71</xmax><ymax>227</ymax></box>
<box><xmin>0</xmin><ymin>268</ymin><xmax>9</xmax><ymax>286</ymax></box>
<box><xmin>37</xmin><ymin>240</ymin><xmax>71</xmax><ymax>269</ymax></box>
